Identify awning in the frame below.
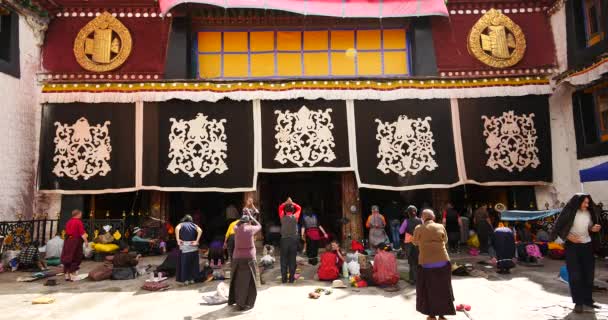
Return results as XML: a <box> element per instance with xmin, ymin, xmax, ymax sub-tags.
<box><xmin>500</xmin><ymin>209</ymin><xmax>561</xmax><ymax>221</ymax></box>
<box><xmin>580</xmin><ymin>161</ymin><xmax>608</xmax><ymax>183</ymax></box>
<box><xmin>159</xmin><ymin>0</ymin><xmax>449</xmax><ymax>18</ymax></box>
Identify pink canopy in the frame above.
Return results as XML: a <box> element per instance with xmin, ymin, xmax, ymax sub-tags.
<box><xmin>159</xmin><ymin>0</ymin><xmax>448</xmax><ymax>18</ymax></box>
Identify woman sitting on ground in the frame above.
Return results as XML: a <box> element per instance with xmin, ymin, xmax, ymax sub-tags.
<box><xmin>317</xmin><ymin>241</ymin><xmax>345</xmax><ymax>281</ymax></box>
<box><xmin>111</xmin><ymin>242</ymin><xmax>141</xmax><ymax>280</ymax></box>
<box><xmin>372</xmin><ymin>242</ymin><xmax>400</xmax><ymax>287</ymax></box>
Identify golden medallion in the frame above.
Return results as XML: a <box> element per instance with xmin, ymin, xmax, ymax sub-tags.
<box><xmin>467</xmin><ymin>9</ymin><xmax>526</xmax><ymax>68</ymax></box>
<box><xmin>73</xmin><ymin>12</ymin><xmax>132</xmax><ymax>72</ymax></box>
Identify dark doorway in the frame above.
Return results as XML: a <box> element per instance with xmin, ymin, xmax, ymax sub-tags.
<box><xmin>259</xmin><ymin>172</ymin><xmax>343</xmax><ymax>240</ymax></box>
<box><xmin>169</xmin><ymin>192</ymin><xmax>243</xmax><ymax>243</ymax></box>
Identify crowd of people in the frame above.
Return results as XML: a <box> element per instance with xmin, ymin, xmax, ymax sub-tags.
<box><xmin>5</xmin><ymin>192</ymin><xmax>604</xmax><ymax>318</ymax></box>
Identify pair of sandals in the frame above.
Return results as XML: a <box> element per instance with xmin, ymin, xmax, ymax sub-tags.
<box><xmin>426</xmin><ymin>317</ymin><xmax>447</xmax><ymax>320</ymax></box>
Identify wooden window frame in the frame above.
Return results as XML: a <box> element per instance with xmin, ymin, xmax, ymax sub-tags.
<box><xmin>0</xmin><ymin>9</ymin><xmax>20</xmax><ymax>78</ymax></box>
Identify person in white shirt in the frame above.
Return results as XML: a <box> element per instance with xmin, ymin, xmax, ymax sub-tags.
<box><xmin>553</xmin><ymin>193</ymin><xmax>602</xmax><ymax>314</ymax></box>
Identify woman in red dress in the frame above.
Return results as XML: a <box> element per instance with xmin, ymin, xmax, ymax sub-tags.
<box><xmin>61</xmin><ymin>209</ymin><xmax>88</xmax><ymax>281</ymax></box>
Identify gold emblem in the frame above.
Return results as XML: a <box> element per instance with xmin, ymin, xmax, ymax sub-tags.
<box><xmin>468</xmin><ymin>9</ymin><xmax>526</xmax><ymax>68</ymax></box>
<box><xmin>73</xmin><ymin>12</ymin><xmax>132</xmax><ymax>72</ymax></box>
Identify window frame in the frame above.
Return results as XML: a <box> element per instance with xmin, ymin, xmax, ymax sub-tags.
<box><xmin>0</xmin><ymin>8</ymin><xmax>20</xmax><ymax>78</ymax></box>
<box><xmin>572</xmin><ymin>88</ymin><xmax>608</xmax><ymax>159</ymax></box>
<box><xmin>582</xmin><ymin>0</ymin><xmax>605</xmax><ymax>47</ymax></box>
<box><xmin>194</xmin><ymin>26</ymin><xmax>412</xmax><ymax>80</ymax></box>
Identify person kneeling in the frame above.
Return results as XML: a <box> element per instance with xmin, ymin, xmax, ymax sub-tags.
<box><xmin>112</xmin><ymin>243</ymin><xmax>141</xmax><ymax>280</ymax></box>
<box><xmin>491</xmin><ymin>224</ymin><xmax>516</xmax><ymax>274</ymax></box>
<box><xmin>317</xmin><ymin>241</ymin><xmax>345</xmax><ymax>281</ymax></box>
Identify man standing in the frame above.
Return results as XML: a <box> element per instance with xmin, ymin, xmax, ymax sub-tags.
<box><xmin>61</xmin><ymin>209</ymin><xmax>88</xmax><ymax>281</ymax></box>
<box><xmin>442</xmin><ymin>202</ymin><xmax>462</xmax><ymax>253</ymax></box>
<box><xmin>474</xmin><ymin>204</ymin><xmax>492</xmax><ymax>255</ymax></box>
<box><xmin>385</xmin><ymin>200</ymin><xmax>402</xmax><ymax>250</ymax></box>
<box><xmin>278</xmin><ymin>197</ymin><xmax>301</xmax><ymax>283</ymax></box>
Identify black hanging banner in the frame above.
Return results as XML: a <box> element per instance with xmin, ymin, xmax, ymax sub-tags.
<box><xmin>38</xmin><ymin>103</ymin><xmax>136</xmax><ymax>192</ymax></box>
<box><xmin>354</xmin><ymin>99</ymin><xmax>461</xmax><ymax>190</ymax></box>
<box><xmin>142</xmin><ymin>99</ymin><xmax>256</xmax><ymax>191</ymax></box>
<box><xmin>260</xmin><ymin>99</ymin><xmax>351</xmax><ymax>171</ymax></box>
<box><xmin>458</xmin><ymin>96</ymin><xmax>552</xmax><ymax>184</ymax></box>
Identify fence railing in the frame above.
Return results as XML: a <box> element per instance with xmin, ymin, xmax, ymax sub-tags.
<box><xmin>0</xmin><ymin>219</ymin><xmax>60</xmax><ymax>246</ymax></box>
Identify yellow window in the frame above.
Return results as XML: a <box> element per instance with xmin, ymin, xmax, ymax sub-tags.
<box><xmin>330</xmin><ymin>31</ymin><xmax>355</xmax><ymax>50</ymax></box>
<box><xmin>277</xmin><ymin>53</ymin><xmax>302</xmax><ymax>76</ymax></box>
<box><xmin>383</xmin><ymin>29</ymin><xmax>407</xmax><ymax>50</ymax></box>
<box><xmin>357</xmin><ymin>52</ymin><xmax>382</xmax><ymax>76</ymax></box>
<box><xmin>304</xmin><ymin>31</ymin><xmax>328</xmax><ymax>50</ymax></box>
<box><xmin>250</xmin><ymin>31</ymin><xmax>274</xmax><ymax>52</ymax></box>
<box><xmin>277</xmin><ymin>32</ymin><xmax>301</xmax><ymax>51</ymax></box>
<box><xmin>223</xmin><ymin>32</ymin><xmax>248</xmax><ymax>52</ymax></box>
<box><xmin>330</xmin><ymin>52</ymin><xmax>355</xmax><ymax>76</ymax></box>
<box><xmin>383</xmin><ymin>52</ymin><xmax>408</xmax><ymax>75</ymax></box>
<box><xmin>223</xmin><ymin>54</ymin><xmax>249</xmax><ymax>77</ymax></box>
<box><xmin>198</xmin><ymin>54</ymin><xmax>221</xmax><ymax>78</ymax></box>
<box><xmin>198</xmin><ymin>32</ymin><xmax>221</xmax><ymax>53</ymax></box>
<box><xmin>357</xmin><ymin>30</ymin><xmax>381</xmax><ymax>50</ymax></box>
<box><xmin>303</xmin><ymin>53</ymin><xmax>329</xmax><ymax>76</ymax></box>
<box><xmin>251</xmin><ymin>53</ymin><xmax>275</xmax><ymax>77</ymax></box>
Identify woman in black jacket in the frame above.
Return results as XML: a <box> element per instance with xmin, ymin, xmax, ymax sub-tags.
<box><xmin>552</xmin><ymin>193</ymin><xmax>602</xmax><ymax>313</ymax></box>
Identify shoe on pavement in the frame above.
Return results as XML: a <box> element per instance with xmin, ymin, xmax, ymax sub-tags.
<box><xmin>574</xmin><ymin>304</ymin><xmax>583</xmax><ymax>313</ymax></box>
<box><xmin>583</xmin><ymin>305</ymin><xmax>597</xmax><ymax>313</ymax></box>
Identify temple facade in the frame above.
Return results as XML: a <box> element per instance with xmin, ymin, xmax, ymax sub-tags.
<box><xmin>0</xmin><ymin>0</ymin><xmax>606</xmax><ymax>243</ymax></box>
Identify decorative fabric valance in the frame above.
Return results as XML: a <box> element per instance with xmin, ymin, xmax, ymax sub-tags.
<box><xmin>38</xmin><ymin>103</ymin><xmax>137</xmax><ymax>193</ymax></box>
<box><xmin>141</xmin><ymin>99</ymin><xmax>257</xmax><ymax>191</ymax></box>
<box><xmin>457</xmin><ymin>96</ymin><xmax>553</xmax><ymax>185</ymax></box>
<box><xmin>353</xmin><ymin>99</ymin><xmax>462</xmax><ymax>190</ymax></box>
<box><xmin>38</xmin><ymin>96</ymin><xmax>553</xmax><ymax>193</ymax></box>
<box><xmin>260</xmin><ymin>99</ymin><xmax>351</xmax><ymax>172</ymax></box>
<box><xmin>159</xmin><ymin>0</ymin><xmax>449</xmax><ymax>18</ymax></box>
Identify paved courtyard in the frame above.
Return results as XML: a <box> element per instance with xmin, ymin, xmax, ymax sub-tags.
<box><xmin>1</xmin><ymin>254</ymin><xmax>608</xmax><ymax>320</ymax></box>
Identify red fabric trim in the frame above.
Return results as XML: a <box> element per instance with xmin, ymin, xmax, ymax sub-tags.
<box><xmin>42</xmin><ymin>17</ymin><xmax>171</xmax><ymax>75</ymax></box>
<box><xmin>431</xmin><ymin>13</ymin><xmax>556</xmax><ymax>72</ymax></box>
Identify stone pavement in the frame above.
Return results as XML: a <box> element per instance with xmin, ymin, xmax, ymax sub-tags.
<box><xmin>1</xmin><ymin>254</ymin><xmax>608</xmax><ymax>320</ymax></box>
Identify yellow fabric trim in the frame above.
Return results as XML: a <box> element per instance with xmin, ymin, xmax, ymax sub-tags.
<box><xmin>41</xmin><ymin>77</ymin><xmax>550</xmax><ymax>93</ymax></box>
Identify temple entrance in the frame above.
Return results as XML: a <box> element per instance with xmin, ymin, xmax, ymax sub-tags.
<box><xmin>258</xmin><ymin>172</ymin><xmax>343</xmax><ymax>241</ymax></box>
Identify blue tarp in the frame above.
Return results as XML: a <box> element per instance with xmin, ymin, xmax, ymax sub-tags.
<box><xmin>500</xmin><ymin>209</ymin><xmax>561</xmax><ymax>221</ymax></box>
<box><xmin>580</xmin><ymin>162</ymin><xmax>608</xmax><ymax>183</ymax></box>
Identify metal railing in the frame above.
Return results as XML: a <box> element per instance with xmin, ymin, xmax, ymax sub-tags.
<box><xmin>0</xmin><ymin>219</ymin><xmax>60</xmax><ymax>246</ymax></box>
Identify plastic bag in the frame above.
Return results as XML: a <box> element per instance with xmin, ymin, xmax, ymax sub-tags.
<box><xmin>347</xmin><ymin>261</ymin><xmax>360</xmax><ymax>276</ymax></box>
<box><xmin>467</xmin><ymin>234</ymin><xmax>480</xmax><ymax>248</ymax></box>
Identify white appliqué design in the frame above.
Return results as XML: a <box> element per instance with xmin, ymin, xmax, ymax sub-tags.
<box><xmin>376</xmin><ymin>115</ymin><xmax>438</xmax><ymax>176</ymax></box>
<box><xmin>482</xmin><ymin>110</ymin><xmax>540</xmax><ymax>172</ymax></box>
<box><xmin>53</xmin><ymin>117</ymin><xmax>112</xmax><ymax>180</ymax></box>
<box><xmin>167</xmin><ymin>113</ymin><xmax>228</xmax><ymax>178</ymax></box>
<box><xmin>274</xmin><ymin>105</ymin><xmax>336</xmax><ymax>167</ymax></box>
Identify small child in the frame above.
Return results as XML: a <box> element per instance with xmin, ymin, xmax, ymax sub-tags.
<box><xmin>260</xmin><ymin>245</ymin><xmax>276</xmax><ymax>269</ymax></box>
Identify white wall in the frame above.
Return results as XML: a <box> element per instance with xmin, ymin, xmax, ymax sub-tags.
<box><xmin>0</xmin><ymin>15</ymin><xmax>40</xmax><ymax>220</ymax></box>
<box><xmin>535</xmin><ymin>5</ymin><xmax>608</xmax><ymax>207</ymax></box>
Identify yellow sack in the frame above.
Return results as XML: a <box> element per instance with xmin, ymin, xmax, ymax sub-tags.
<box><xmin>467</xmin><ymin>234</ymin><xmax>480</xmax><ymax>248</ymax></box>
<box><xmin>548</xmin><ymin>242</ymin><xmax>564</xmax><ymax>250</ymax></box>
<box><xmin>92</xmin><ymin>243</ymin><xmax>119</xmax><ymax>253</ymax></box>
